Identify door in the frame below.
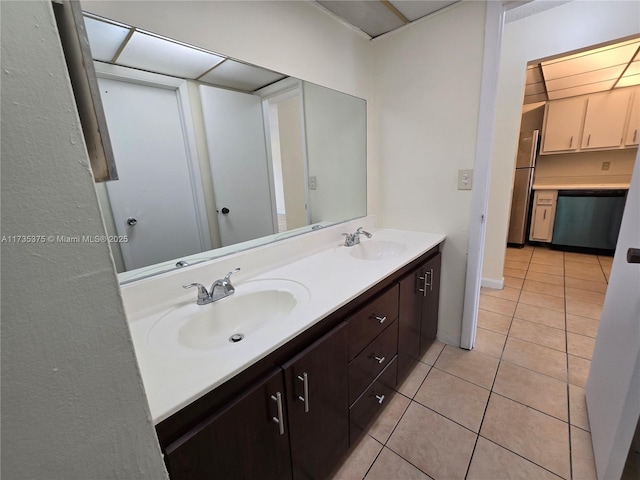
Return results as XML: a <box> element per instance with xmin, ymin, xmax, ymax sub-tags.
<box><xmin>99</xmin><ymin>76</ymin><xmax>209</xmax><ymax>270</ymax></box>
<box><xmin>420</xmin><ymin>253</ymin><xmax>441</xmax><ymax>355</ymax></box>
<box><xmin>200</xmin><ymin>85</ymin><xmax>275</xmax><ymax>246</ymax></box>
<box><xmin>541</xmin><ymin>96</ymin><xmax>586</xmax><ymax>153</ymax></box>
<box><xmin>586</xmin><ymin>152</ymin><xmax>640</xmax><ymax>479</ymax></box>
<box><xmin>625</xmin><ymin>89</ymin><xmax>640</xmax><ymax>146</ymax></box>
<box><xmin>283</xmin><ymin>323</ymin><xmax>348</xmax><ymax>480</ymax></box>
<box><xmin>507</xmin><ymin>168</ymin><xmax>534</xmax><ymax>244</ymax></box>
<box><xmin>164</xmin><ymin>368</ymin><xmax>292</xmax><ymax>480</ymax></box>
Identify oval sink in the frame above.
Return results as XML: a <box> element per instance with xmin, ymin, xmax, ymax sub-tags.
<box><xmin>147</xmin><ymin>279</ymin><xmax>310</xmax><ymax>355</ymax></box>
<box><xmin>348</xmin><ymin>240</ymin><xmax>406</xmax><ymax>261</ymax></box>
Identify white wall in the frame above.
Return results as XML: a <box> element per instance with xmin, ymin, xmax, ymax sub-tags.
<box><xmin>483</xmin><ymin>1</ymin><xmax>640</xmax><ymax>285</ymax></box>
<box><xmin>0</xmin><ymin>1</ymin><xmax>168</xmax><ymax>479</ymax></box>
<box><xmin>372</xmin><ymin>1</ymin><xmax>487</xmax><ymax>345</ymax></box>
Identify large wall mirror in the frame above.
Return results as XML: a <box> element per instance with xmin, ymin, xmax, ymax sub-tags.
<box><xmin>82</xmin><ymin>12</ymin><xmax>367</xmax><ymax>283</ymax></box>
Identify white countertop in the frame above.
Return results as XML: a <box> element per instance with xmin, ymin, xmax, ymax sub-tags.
<box><xmin>120</xmin><ymin>219</ymin><xmax>445</xmax><ymax>424</ymax></box>
<box><xmin>533</xmin><ymin>183</ymin><xmax>630</xmax><ymax>190</ymax></box>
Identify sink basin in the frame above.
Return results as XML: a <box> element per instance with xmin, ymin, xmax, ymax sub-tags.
<box><xmin>147</xmin><ymin>279</ymin><xmax>310</xmax><ymax>355</ymax></box>
<box><xmin>347</xmin><ymin>240</ymin><xmax>406</xmax><ymax>261</ymax></box>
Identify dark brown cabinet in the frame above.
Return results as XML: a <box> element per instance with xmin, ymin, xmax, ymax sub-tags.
<box><xmin>397</xmin><ymin>252</ymin><xmax>441</xmax><ymax>380</ymax></box>
<box><xmin>283</xmin><ymin>323</ymin><xmax>349</xmax><ymax>480</ymax></box>
<box><xmin>164</xmin><ymin>368</ymin><xmax>292</xmax><ymax>480</ymax></box>
<box><xmin>158</xmin><ymin>244</ymin><xmax>443</xmax><ymax>480</ymax></box>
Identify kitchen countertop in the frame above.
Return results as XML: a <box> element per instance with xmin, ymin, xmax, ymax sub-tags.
<box><xmin>120</xmin><ymin>219</ymin><xmax>445</xmax><ymax>424</ymax></box>
<box><xmin>533</xmin><ymin>183</ymin><xmax>630</xmax><ymax>190</ymax></box>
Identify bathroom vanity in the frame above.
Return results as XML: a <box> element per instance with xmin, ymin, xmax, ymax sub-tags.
<box><xmin>120</xmin><ymin>219</ymin><xmax>445</xmax><ymax>479</ymax></box>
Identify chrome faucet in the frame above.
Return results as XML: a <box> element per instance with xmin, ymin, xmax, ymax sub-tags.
<box><xmin>342</xmin><ymin>227</ymin><xmax>372</xmax><ymax>247</ymax></box>
<box><xmin>183</xmin><ymin>268</ymin><xmax>240</xmax><ymax>305</ymax></box>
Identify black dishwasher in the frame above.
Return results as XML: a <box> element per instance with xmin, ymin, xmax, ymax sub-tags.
<box><xmin>552</xmin><ymin>190</ymin><xmax>627</xmax><ymax>253</ymax></box>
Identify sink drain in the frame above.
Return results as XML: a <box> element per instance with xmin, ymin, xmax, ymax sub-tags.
<box><xmin>229</xmin><ymin>333</ymin><xmax>245</xmax><ymax>343</ymax></box>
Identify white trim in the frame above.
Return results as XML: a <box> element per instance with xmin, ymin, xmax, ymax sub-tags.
<box><xmin>460</xmin><ymin>2</ymin><xmax>505</xmax><ymax>350</ymax></box>
<box><xmin>481</xmin><ymin>277</ymin><xmax>505</xmax><ymax>290</ymax></box>
<box><xmin>93</xmin><ymin>62</ymin><xmax>212</xmax><ymax>252</ymax></box>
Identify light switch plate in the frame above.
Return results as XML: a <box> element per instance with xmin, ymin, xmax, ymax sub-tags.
<box><xmin>457</xmin><ymin>169</ymin><xmax>473</xmax><ymax>190</ymax></box>
<box><xmin>309</xmin><ymin>176</ymin><xmax>317</xmax><ymax>190</ymax></box>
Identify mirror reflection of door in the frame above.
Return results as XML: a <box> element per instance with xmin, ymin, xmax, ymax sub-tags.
<box><xmin>263</xmin><ymin>86</ymin><xmax>310</xmax><ymax>233</ymax></box>
<box><xmin>96</xmin><ymin>71</ymin><xmax>211</xmax><ymax>271</ymax></box>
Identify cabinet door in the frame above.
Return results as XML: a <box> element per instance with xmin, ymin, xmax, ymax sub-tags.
<box><xmin>625</xmin><ymin>91</ymin><xmax>640</xmax><ymax>146</ymax></box>
<box><xmin>541</xmin><ymin>96</ymin><xmax>586</xmax><ymax>153</ymax></box>
<box><xmin>581</xmin><ymin>89</ymin><xmax>630</xmax><ymax>149</ymax></box>
<box><xmin>420</xmin><ymin>253</ymin><xmax>441</xmax><ymax>355</ymax></box>
<box><xmin>398</xmin><ymin>268</ymin><xmax>422</xmax><ymax>379</ymax></box>
<box><xmin>164</xmin><ymin>368</ymin><xmax>292</xmax><ymax>480</ymax></box>
<box><xmin>283</xmin><ymin>323</ymin><xmax>349</xmax><ymax>480</ymax></box>
<box><xmin>530</xmin><ymin>205</ymin><xmax>553</xmax><ymax>242</ymax></box>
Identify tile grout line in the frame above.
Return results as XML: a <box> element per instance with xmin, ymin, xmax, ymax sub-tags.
<box><xmin>563</xmin><ymin>252</ymin><xmax>576</xmax><ymax>480</ymax></box>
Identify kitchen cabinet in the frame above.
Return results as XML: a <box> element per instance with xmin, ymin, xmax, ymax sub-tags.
<box><xmin>283</xmin><ymin>323</ymin><xmax>348</xmax><ymax>480</ymax></box>
<box><xmin>156</xmin><ymin>245</ymin><xmax>442</xmax><ymax>480</ymax></box>
<box><xmin>541</xmin><ymin>96</ymin><xmax>586</xmax><ymax>153</ymax></box>
<box><xmin>164</xmin><ymin>368</ymin><xmax>292</xmax><ymax>480</ymax></box>
<box><xmin>624</xmin><ymin>90</ymin><xmax>640</xmax><ymax>147</ymax></box>
<box><xmin>581</xmin><ymin>89</ymin><xmax>631</xmax><ymax>150</ymax></box>
<box><xmin>529</xmin><ymin>190</ymin><xmax>558</xmax><ymax>243</ymax></box>
<box><xmin>397</xmin><ymin>252</ymin><xmax>441</xmax><ymax>380</ymax></box>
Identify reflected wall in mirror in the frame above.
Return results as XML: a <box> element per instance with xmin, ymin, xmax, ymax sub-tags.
<box><xmin>84</xmin><ymin>13</ymin><xmax>367</xmax><ymax>283</ymax></box>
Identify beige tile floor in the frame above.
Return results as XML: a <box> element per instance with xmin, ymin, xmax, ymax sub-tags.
<box><xmin>332</xmin><ymin>245</ymin><xmax>611</xmax><ymax>480</ymax></box>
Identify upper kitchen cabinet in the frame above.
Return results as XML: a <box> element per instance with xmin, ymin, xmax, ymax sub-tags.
<box><xmin>581</xmin><ymin>89</ymin><xmax>631</xmax><ymax>150</ymax></box>
<box><xmin>541</xmin><ymin>86</ymin><xmax>640</xmax><ymax>155</ymax></box>
<box><xmin>624</xmin><ymin>90</ymin><xmax>640</xmax><ymax>147</ymax></box>
<box><xmin>540</xmin><ymin>96</ymin><xmax>586</xmax><ymax>153</ymax></box>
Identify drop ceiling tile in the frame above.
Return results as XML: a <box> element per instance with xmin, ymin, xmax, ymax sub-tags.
<box><xmin>199</xmin><ymin>60</ymin><xmax>286</xmax><ymax>92</ymax></box>
<box><xmin>616</xmin><ymin>73</ymin><xmax>640</xmax><ymax>88</ymax></box>
<box><xmin>317</xmin><ymin>0</ymin><xmax>404</xmax><ymax>37</ymax></box>
<box><xmin>392</xmin><ymin>1</ymin><xmax>458</xmax><ymax>22</ymax></box>
<box><xmin>545</xmin><ymin>64</ymin><xmax>627</xmax><ymax>92</ymax></box>
<box><xmin>117</xmin><ymin>31</ymin><xmax>224</xmax><ymax>79</ymax></box>
<box><xmin>84</xmin><ymin>16</ymin><xmax>131</xmax><ymax>62</ymax></box>
<box><xmin>542</xmin><ymin>42</ymin><xmax>639</xmax><ymax>81</ymax></box>
<box><xmin>547</xmin><ymin>80</ymin><xmax>616</xmax><ymax>100</ymax></box>
<box><xmin>622</xmin><ymin>60</ymin><xmax>640</xmax><ymax>78</ymax></box>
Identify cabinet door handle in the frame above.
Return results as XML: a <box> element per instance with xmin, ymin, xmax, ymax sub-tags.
<box><xmin>569</xmin><ymin>136</ymin><xmax>573</xmax><ymax>148</ymax></box>
<box><xmin>587</xmin><ymin>134</ymin><xmax>591</xmax><ymax>146</ymax></box>
<box><xmin>271</xmin><ymin>392</ymin><xmax>285</xmax><ymax>435</ymax></box>
<box><xmin>427</xmin><ymin>269</ymin><xmax>433</xmax><ymax>292</ymax></box>
<box><xmin>375</xmin><ymin>394</ymin><xmax>385</xmax><ymax>405</ymax></box>
<box><xmin>634</xmin><ymin>129</ymin><xmax>638</xmax><ymax>143</ymax></box>
<box><xmin>543</xmin><ymin>209</ymin><xmax>547</xmax><ymax>220</ymax></box>
<box><xmin>373</xmin><ymin>315</ymin><xmax>386</xmax><ymax>324</ymax></box>
<box><xmin>418</xmin><ymin>272</ymin><xmax>429</xmax><ymax>297</ymax></box>
<box><xmin>297</xmin><ymin>373</ymin><xmax>310</xmax><ymax>413</ymax></box>
<box><xmin>372</xmin><ymin>355</ymin><xmax>385</xmax><ymax>364</ymax></box>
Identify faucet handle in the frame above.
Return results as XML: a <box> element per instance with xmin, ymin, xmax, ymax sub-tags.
<box><xmin>224</xmin><ymin>267</ymin><xmax>241</xmax><ymax>282</ymax></box>
<box><xmin>183</xmin><ymin>283</ymin><xmax>211</xmax><ymax>305</ymax></box>
<box><xmin>356</xmin><ymin>227</ymin><xmax>373</xmax><ymax>238</ymax></box>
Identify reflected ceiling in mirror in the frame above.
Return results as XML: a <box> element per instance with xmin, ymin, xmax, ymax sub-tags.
<box><xmin>84</xmin><ymin>13</ymin><xmax>367</xmax><ymax>284</ymax></box>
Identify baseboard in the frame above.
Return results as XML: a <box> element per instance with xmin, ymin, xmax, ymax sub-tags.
<box><xmin>481</xmin><ymin>277</ymin><xmax>504</xmax><ymax>290</ymax></box>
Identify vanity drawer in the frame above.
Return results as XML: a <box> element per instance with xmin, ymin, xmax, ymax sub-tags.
<box><xmin>349</xmin><ymin>356</ymin><xmax>397</xmax><ymax>446</ymax></box>
<box><xmin>348</xmin><ymin>319</ymin><xmax>398</xmax><ymax>405</ymax></box>
<box><xmin>348</xmin><ymin>285</ymin><xmax>399</xmax><ymax>361</ymax></box>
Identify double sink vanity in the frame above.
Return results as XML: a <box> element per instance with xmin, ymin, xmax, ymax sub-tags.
<box><xmin>120</xmin><ymin>218</ymin><xmax>445</xmax><ymax>479</ymax></box>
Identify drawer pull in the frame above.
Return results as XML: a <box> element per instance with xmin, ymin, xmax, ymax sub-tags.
<box><xmin>271</xmin><ymin>392</ymin><xmax>285</xmax><ymax>435</ymax></box>
<box><xmin>375</xmin><ymin>394</ymin><xmax>385</xmax><ymax>405</ymax></box>
<box><xmin>373</xmin><ymin>315</ymin><xmax>386</xmax><ymax>324</ymax></box>
<box><xmin>297</xmin><ymin>372</ymin><xmax>310</xmax><ymax>413</ymax></box>
<box><xmin>372</xmin><ymin>355</ymin><xmax>386</xmax><ymax>364</ymax></box>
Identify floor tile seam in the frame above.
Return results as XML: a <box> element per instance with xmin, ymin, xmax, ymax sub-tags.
<box><xmin>488</xmin><ymin>390</ymin><xmax>569</xmax><ymax>424</ymax></box>
<box><xmin>517</xmin><ymin>298</ymin><xmax>566</xmax><ymax>314</ymax></box>
<box><xmin>477</xmin><ymin>306</ymin><xmax>513</xmax><ymax>319</ymax></box>
<box><xmin>409</xmin><ymin>398</ymin><xmax>484</xmax><ymax>436</ymax></box>
<box><xmin>381</xmin><ymin>442</ymin><xmax>438</xmax><ymax>480</ymax></box>
<box><xmin>563</xmin><ymin>272</ymin><xmax>608</xmax><ymax>283</ymax></box>
<box><xmin>429</xmin><ymin>365</ymin><xmax>494</xmax><ymax>393</ymax></box>
<box><xmin>473</xmin><ymin>435</ymin><xmax>567</xmax><ymax>480</ymax></box>
<box><xmin>504</xmin><ymin>331</ymin><xmax>569</xmax><ymax>355</ymax></box>
<box><xmin>499</xmin><ymin>356</ymin><xmax>569</xmax><ymax>384</ymax></box>
<box><xmin>564</xmin><ymin>297</ymin><xmax>605</xmax><ymax>308</ymax></box>
<box><xmin>359</xmin><ymin>435</ymin><xmax>386</xmax><ymax>480</ymax></box>
<box><xmin>375</xmin><ymin>393</ymin><xmax>413</xmax><ymax>448</ymax></box>
<box><xmin>562</xmin><ymin>277</ymin><xmax>575</xmax><ymax>480</ymax></box>
<box><xmin>521</xmin><ymin>286</ymin><xmax>566</xmax><ymax>299</ymax></box>
<box><xmin>416</xmin><ymin>343</ymin><xmax>446</xmax><ymax>369</ymax></box>
<box><xmin>511</xmin><ymin>315</ymin><xmax>568</xmax><ymax>334</ymax></box>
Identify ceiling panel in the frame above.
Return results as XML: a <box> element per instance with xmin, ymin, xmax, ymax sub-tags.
<box><xmin>541</xmin><ymin>42</ymin><xmax>639</xmax><ymax>81</ymax></box>
<box><xmin>84</xmin><ymin>16</ymin><xmax>131</xmax><ymax>62</ymax></box>
<box><xmin>616</xmin><ymin>73</ymin><xmax>640</xmax><ymax>88</ymax></box>
<box><xmin>117</xmin><ymin>31</ymin><xmax>225</xmax><ymax>79</ymax></box>
<box><xmin>547</xmin><ymin>80</ymin><xmax>617</xmax><ymax>100</ymax></box>
<box><xmin>199</xmin><ymin>60</ymin><xmax>286</xmax><ymax>91</ymax></box>
<box><xmin>316</xmin><ymin>0</ymin><xmax>404</xmax><ymax>37</ymax></box>
<box><xmin>545</xmin><ymin>64</ymin><xmax>627</xmax><ymax>92</ymax></box>
<box><xmin>392</xmin><ymin>1</ymin><xmax>458</xmax><ymax>22</ymax></box>
<box><xmin>622</xmin><ymin>60</ymin><xmax>640</xmax><ymax>78</ymax></box>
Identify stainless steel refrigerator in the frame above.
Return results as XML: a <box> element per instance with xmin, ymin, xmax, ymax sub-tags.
<box><xmin>507</xmin><ymin>129</ymin><xmax>539</xmax><ymax>246</ymax></box>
